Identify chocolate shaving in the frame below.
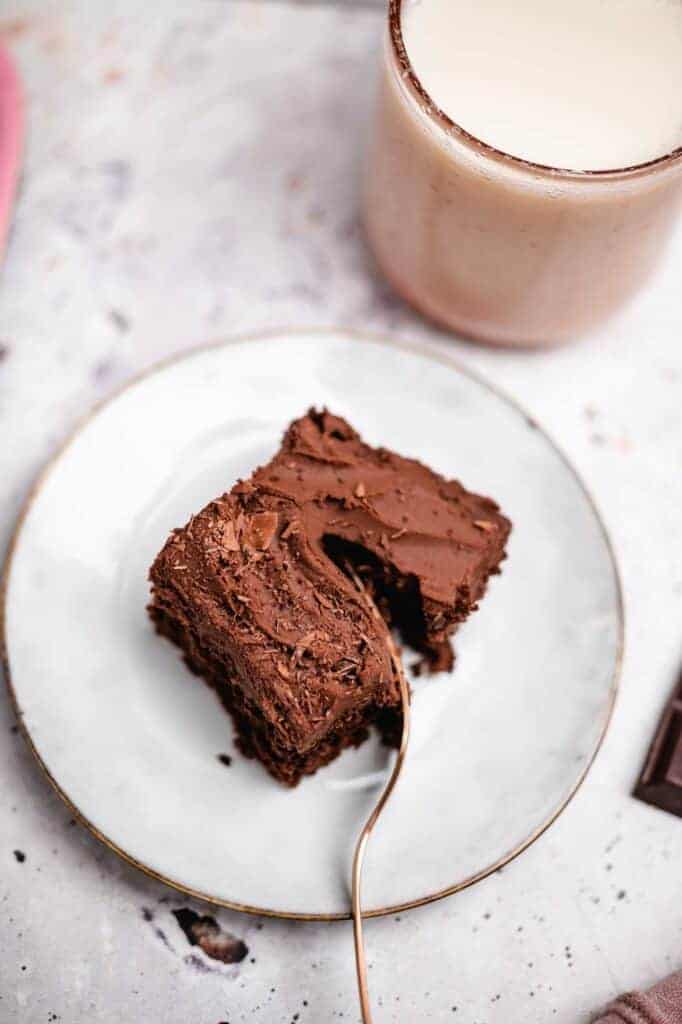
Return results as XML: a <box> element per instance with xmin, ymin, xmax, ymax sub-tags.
<box><xmin>245</xmin><ymin>512</ymin><xmax>279</xmax><ymax>550</ymax></box>
<box><xmin>222</xmin><ymin>521</ymin><xmax>240</xmax><ymax>551</ymax></box>
<box><xmin>294</xmin><ymin>630</ymin><xmax>317</xmax><ymax>655</ymax></box>
<box><xmin>281</xmin><ymin>519</ymin><xmax>300</xmax><ymax>540</ymax></box>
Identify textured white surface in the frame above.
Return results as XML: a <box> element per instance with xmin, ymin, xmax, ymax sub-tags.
<box><xmin>0</xmin><ymin>2</ymin><xmax>681</xmax><ymax>1022</ymax></box>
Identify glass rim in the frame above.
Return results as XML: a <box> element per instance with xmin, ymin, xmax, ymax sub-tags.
<box><xmin>389</xmin><ymin>0</ymin><xmax>682</xmax><ymax>181</ymax></box>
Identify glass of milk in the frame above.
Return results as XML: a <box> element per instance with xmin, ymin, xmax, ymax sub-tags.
<box><xmin>365</xmin><ymin>0</ymin><xmax>682</xmax><ymax>346</ymax></box>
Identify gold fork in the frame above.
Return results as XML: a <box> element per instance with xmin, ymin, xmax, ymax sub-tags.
<box><xmin>345</xmin><ymin>563</ymin><xmax>412</xmax><ymax>1024</ymax></box>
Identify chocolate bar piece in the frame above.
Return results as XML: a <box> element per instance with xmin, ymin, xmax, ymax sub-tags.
<box><xmin>634</xmin><ymin>677</ymin><xmax>682</xmax><ymax>818</ymax></box>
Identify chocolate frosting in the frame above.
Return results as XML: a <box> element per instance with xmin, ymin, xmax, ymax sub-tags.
<box><xmin>254</xmin><ymin>409</ymin><xmax>508</xmax><ymax>607</ymax></box>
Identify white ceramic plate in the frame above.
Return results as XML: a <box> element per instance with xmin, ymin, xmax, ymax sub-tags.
<box><xmin>2</xmin><ymin>330</ymin><xmax>622</xmax><ymax>919</ymax></box>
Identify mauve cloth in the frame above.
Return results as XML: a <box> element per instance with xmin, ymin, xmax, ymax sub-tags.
<box><xmin>595</xmin><ymin>972</ymin><xmax>682</xmax><ymax>1024</ymax></box>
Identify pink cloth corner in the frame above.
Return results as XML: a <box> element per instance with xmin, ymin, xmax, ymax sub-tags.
<box><xmin>0</xmin><ymin>42</ymin><xmax>23</xmax><ymax>258</ymax></box>
<box><xmin>595</xmin><ymin>971</ymin><xmax>682</xmax><ymax>1024</ymax></box>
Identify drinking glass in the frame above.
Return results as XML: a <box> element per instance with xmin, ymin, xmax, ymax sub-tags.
<box><xmin>364</xmin><ymin>0</ymin><xmax>682</xmax><ymax>347</ymax></box>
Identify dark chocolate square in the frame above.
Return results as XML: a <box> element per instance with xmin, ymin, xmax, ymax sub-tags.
<box><xmin>635</xmin><ymin>678</ymin><xmax>682</xmax><ymax>818</ymax></box>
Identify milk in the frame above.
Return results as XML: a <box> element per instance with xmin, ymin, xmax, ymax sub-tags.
<box><xmin>402</xmin><ymin>0</ymin><xmax>682</xmax><ymax>171</ymax></box>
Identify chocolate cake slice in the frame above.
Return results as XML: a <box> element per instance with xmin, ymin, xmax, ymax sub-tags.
<box><xmin>149</xmin><ymin>409</ymin><xmax>510</xmax><ymax>785</ymax></box>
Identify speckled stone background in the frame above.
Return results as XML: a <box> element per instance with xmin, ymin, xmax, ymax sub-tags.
<box><xmin>1</xmin><ymin>3</ymin><xmax>681</xmax><ymax>1022</ymax></box>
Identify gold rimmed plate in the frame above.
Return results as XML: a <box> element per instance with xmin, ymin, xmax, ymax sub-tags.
<box><xmin>1</xmin><ymin>329</ymin><xmax>623</xmax><ymax>919</ymax></box>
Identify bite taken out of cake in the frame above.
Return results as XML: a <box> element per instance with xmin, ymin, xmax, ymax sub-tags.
<box><xmin>148</xmin><ymin>409</ymin><xmax>511</xmax><ymax>786</ymax></box>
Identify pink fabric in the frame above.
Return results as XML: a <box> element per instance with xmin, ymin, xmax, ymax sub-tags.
<box><xmin>595</xmin><ymin>972</ymin><xmax>682</xmax><ymax>1024</ymax></box>
<box><xmin>0</xmin><ymin>43</ymin><xmax>22</xmax><ymax>258</ymax></box>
